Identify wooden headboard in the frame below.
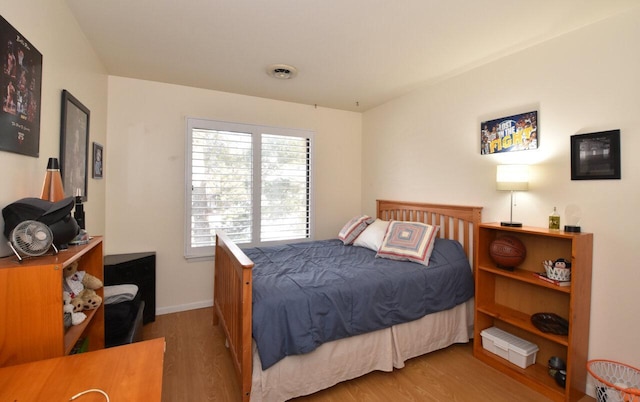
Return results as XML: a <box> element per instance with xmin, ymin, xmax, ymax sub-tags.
<box><xmin>376</xmin><ymin>200</ymin><xmax>482</xmax><ymax>266</ymax></box>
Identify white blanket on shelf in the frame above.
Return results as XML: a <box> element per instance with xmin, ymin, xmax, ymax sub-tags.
<box><xmin>104</xmin><ymin>284</ymin><xmax>139</xmax><ymax>305</ymax></box>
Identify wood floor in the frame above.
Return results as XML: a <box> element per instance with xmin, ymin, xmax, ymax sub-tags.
<box><xmin>143</xmin><ymin>307</ymin><xmax>595</xmax><ymax>402</ymax></box>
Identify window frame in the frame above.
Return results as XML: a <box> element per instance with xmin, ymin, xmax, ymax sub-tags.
<box><xmin>184</xmin><ymin>117</ymin><xmax>315</xmax><ymax>259</ymax></box>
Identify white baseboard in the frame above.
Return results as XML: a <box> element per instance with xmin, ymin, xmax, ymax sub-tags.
<box><xmin>156</xmin><ymin>299</ymin><xmax>213</xmax><ymax>316</ymax></box>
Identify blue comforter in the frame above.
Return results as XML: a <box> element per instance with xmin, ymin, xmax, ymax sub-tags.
<box><xmin>244</xmin><ymin>238</ymin><xmax>474</xmax><ymax>370</ymax></box>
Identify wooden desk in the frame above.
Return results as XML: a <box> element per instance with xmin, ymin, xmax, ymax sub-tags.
<box><xmin>0</xmin><ymin>338</ymin><xmax>165</xmax><ymax>401</ymax></box>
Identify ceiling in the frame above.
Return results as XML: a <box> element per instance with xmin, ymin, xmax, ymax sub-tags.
<box><xmin>66</xmin><ymin>0</ymin><xmax>639</xmax><ymax>112</ymax></box>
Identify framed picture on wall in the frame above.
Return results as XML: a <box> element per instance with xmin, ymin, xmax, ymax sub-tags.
<box><xmin>0</xmin><ymin>15</ymin><xmax>43</xmax><ymax>157</ymax></box>
<box><xmin>60</xmin><ymin>90</ymin><xmax>90</xmax><ymax>201</ymax></box>
<box><xmin>92</xmin><ymin>142</ymin><xmax>103</xmax><ymax>179</ymax></box>
<box><xmin>481</xmin><ymin>111</ymin><xmax>538</xmax><ymax>155</ymax></box>
<box><xmin>570</xmin><ymin>129</ymin><xmax>621</xmax><ymax>180</ymax></box>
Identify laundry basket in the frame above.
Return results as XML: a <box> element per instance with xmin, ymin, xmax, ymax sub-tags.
<box><xmin>587</xmin><ymin>360</ymin><xmax>640</xmax><ymax>402</ymax></box>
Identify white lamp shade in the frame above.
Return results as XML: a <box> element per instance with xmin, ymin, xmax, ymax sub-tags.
<box><xmin>496</xmin><ymin>165</ymin><xmax>529</xmax><ymax>191</ymax></box>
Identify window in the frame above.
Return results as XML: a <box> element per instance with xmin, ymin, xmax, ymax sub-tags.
<box><xmin>185</xmin><ymin>118</ymin><xmax>314</xmax><ymax>258</ymax></box>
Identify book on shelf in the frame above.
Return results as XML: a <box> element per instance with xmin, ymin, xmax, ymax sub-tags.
<box><xmin>70</xmin><ymin>337</ymin><xmax>89</xmax><ymax>354</ymax></box>
<box><xmin>533</xmin><ymin>272</ymin><xmax>571</xmax><ymax>287</ymax></box>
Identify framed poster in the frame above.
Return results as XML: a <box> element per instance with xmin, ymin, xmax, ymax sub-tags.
<box><xmin>60</xmin><ymin>90</ymin><xmax>90</xmax><ymax>201</ymax></box>
<box><xmin>92</xmin><ymin>142</ymin><xmax>103</xmax><ymax>179</ymax></box>
<box><xmin>571</xmin><ymin>130</ymin><xmax>621</xmax><ymax>180</ymax></box>
<box><xmin>0</xmin><ymin>15</ymin><xmax>42</xmax><ymax>157</ymax></box>
<box><xmin>481</xmin><ymin>111</ymin><xmax>538</xmax><ymax>155</ymax></box>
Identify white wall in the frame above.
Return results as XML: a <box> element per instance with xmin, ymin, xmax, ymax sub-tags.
<box><xmin>363</xmin><ymin>8</ymin><xmax>640</xmax><ymax>370</ymax></box>
<box><xmin>0</xmin><ymin>0</ymin><xmax>107</xmax><ymax>257</ymax></box>
<box><xmin>106</xmin><ymin>77</ymin><xmax>362</xmax><ymax>313</ymax></box>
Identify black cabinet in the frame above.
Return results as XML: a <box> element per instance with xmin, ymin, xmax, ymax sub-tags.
<box><xmin>104</xmin><ymin>252</ymin><xmax>156</xmax><ymax>324</ymax></box>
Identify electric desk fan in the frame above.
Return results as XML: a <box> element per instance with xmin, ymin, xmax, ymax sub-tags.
<box><xmin>7</xmin><ymin>220</ymin><xmax>58</xmax><ymax>262</ymax></box>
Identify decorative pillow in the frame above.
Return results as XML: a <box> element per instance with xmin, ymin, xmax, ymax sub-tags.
<box><xmin>353</xmin><ymin>219</ymin><xmax>389</xmax><ymax>251</ymax></box>
<box><xmin>376</xmin><ymin>221</ymin><xmax>439</xmax><ymax>266</ymax></box>
<box><xmin>338</xmin><ymin>215</ymin><xmax>375</xmax><ymax>245</ymax></box>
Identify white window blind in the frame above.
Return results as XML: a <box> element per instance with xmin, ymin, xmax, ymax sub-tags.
<box><xmin>261</xmin><ymin>134</ymin><xmax>310</xmax><ymax>242</ymax></box>
<box><xmin>185</xmin><ymin>118</ymin><xmax>314</xmax><ymax>259</ymax></box>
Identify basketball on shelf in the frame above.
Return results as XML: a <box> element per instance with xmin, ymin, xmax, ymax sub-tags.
<box><xmin>489</xmin><ymin>236</ymin><xmax>526</xmax><ymax>269</ymax></box>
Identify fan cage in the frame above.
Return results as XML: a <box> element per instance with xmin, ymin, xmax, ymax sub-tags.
<box><xmin>10</xmin><ymin>220</ymin><xmax>53</xmax><ymax>257</ymax></box>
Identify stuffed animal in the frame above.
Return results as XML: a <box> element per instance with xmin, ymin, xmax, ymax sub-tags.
<box><xmin>63</xmin><ymin>291</ymin><xmax>87</xmax><ymax>325</ymax></box>
<box><xmin>63</xmin><ymin>261</ymin><xmax>103</xmax><ymax>289</ymax></box>
<box><xmin>553</xmin><ymin>258</ymin><xmax>571</xmax><ymax>269</ymax></box>
<box><xmin>63</xmin><ymin>261</ymin><xmax>103</xmax><ymax>312</ymax></box>
<box><xmin>75</xmin><ymin>288</ymin><xmax>102</xmax><ymax>311</ymax></box>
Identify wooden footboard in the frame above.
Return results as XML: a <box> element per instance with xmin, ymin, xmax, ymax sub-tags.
<box><xmin>214</xmin><ymin>231</ymin><xmax>254</xmax><ymax>402</ymax></box>
<box><xmin>214</xmin><ymin>200</ymin><xmax>482</xmax><ymax>401</ymax></box>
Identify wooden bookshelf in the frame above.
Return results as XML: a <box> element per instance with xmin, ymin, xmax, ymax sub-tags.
<box><xmin>473</xmin><ymin>224</ymin><xmax>593</xmax><ymax>402</ymax></box>
<box><xmin>0</xmin><ymin>237</ymin><xmax>104</xmax><ymax>367</ymax></box>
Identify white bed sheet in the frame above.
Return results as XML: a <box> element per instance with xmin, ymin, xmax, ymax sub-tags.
<box><xmin>250</xmin><ymin>299</ymin><xmax>474</xmax><ymax>402</ymax></box>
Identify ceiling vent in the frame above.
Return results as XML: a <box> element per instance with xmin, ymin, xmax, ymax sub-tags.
<box><xmin>267</xmin><ymin>64</ymin><xmax>298</xmax><ymax>80</ymax></box>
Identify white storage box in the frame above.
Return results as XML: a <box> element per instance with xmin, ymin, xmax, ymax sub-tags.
<box><xmin>480</xmin><ymin>326</ymin><xmax>539</xmax><ymax>369</ymax></box>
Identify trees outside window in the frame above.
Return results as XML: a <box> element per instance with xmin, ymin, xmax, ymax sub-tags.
<box><xmin>185</xmin><ymin>118</ymin><xmax>314</xmax><ymax>258</ymax></box>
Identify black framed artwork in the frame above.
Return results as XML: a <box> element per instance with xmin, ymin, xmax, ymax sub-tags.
<box><xmin>92</xmin><ymin>142</ymin><xmax>103</xmax><ymax>179</ymax></box>
<box><xmin>570</xmin><ymin>130</ymin><xmax>621</xmax><ymax>180</ymax></box>
<box><xmin>60</xmin><ymin>90</ymin><xmax>90</xmax><ymax>201</ymax></box>
<box><xmin>0</xmin><ymin>15</ymin><xmax>43</xmax><ymax>157</ymax></box>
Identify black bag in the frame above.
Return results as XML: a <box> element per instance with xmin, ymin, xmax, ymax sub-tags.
<box><xmin>2</xmin><ymin>197</ymin><xmax>79</xmax><ymax>246</ymax></box>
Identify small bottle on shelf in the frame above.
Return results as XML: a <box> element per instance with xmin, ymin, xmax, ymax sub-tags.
<box><xmin>549</xmin><ymin>207</ymin><xmax>560</xmax><ymax>230</ymax></box>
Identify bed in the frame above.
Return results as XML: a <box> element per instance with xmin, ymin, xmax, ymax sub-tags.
<box><xmin>213</xmin><ymin>200</ymin><xmax>482</xmax><ymax>402</ymax></box>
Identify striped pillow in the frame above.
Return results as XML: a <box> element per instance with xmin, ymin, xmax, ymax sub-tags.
<box><xmin>338</xmin><ymin>215</ymin><xmax>375</xmax><ymax>245</ymax></box>
<box><xmin>376</xmin><ymin>221</ymin><xmax>439</xmax><ymax>266</ymax></box>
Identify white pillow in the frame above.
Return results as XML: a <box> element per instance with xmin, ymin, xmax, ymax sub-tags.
<box><xmin>353</xmin><ymin>219</ymin><xmax>389</xmax><ymax>251</ymax></box>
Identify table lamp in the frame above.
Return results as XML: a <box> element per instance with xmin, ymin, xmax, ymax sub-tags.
<box><xmin>496</xmin><ymin>164</ymin><xmax>529</xmax><ymax>227</ymax></box>
<box><xmin>40</xmin><ymin>157</ymin><xmax>66</xmax><ymax>202</ymax></box>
